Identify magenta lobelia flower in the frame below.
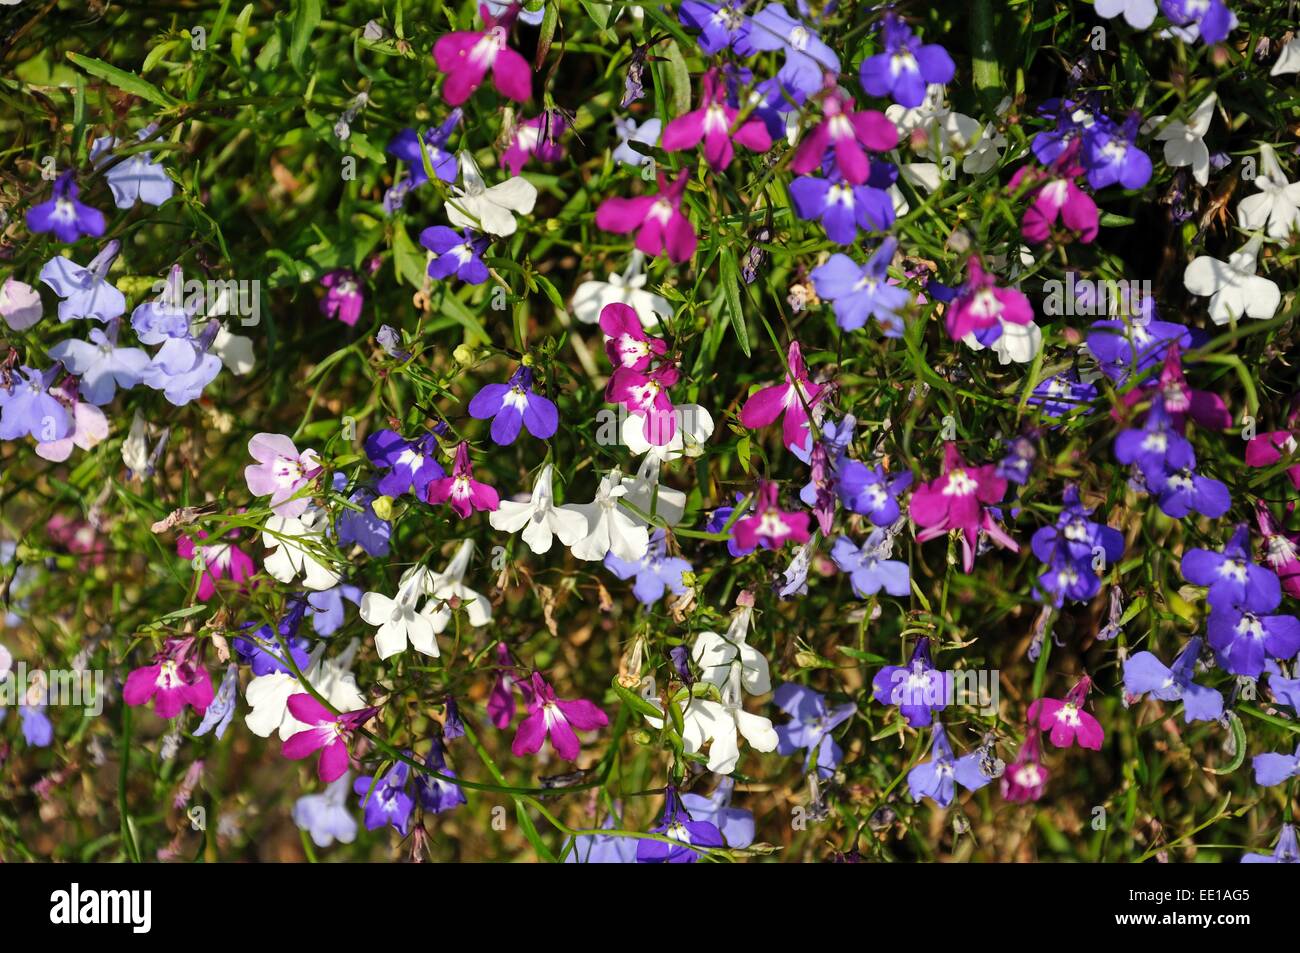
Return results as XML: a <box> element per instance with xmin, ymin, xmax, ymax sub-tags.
<box><xmin>1256</xmin><ymin>504</ymin><xmax>1300</xmax><ymax>600</ymax></box>
<box><xmin>599</xmin><ymin>301</ymin><xmax>668</xmax><ymax>373</ymax></box>
<box><xmin>433</xmin><ymin>4</ymin><xmax>532</xmax><ymax>106</ymax></box>
<box><xmin>944</xmin><ymin>257</ymin><xmax>1034</xmax><ymax>344</ymax></box>
<box><xmin>501</xmin><ymin>111</ymin><xmax>569</xmax><ymax>176</ymax></box>
<box><xmin>1027</xmin><ymin>676</ymin><xmax>1103</xmax><ymax>750</ymax></box>
<box><xmin>790</xmin><ymin>84</ymin><xmax>899</xmax><ymax>184</ymax></box>
<box><xmin>319</xmin><ymin>269</ymin><xmax>364</xmax><ymax>326</ymax></box>
<box><xmin>123</xmin><ymin>638</ymin><xmax>214</xmax><ymax>719</ymax></box>
<box><xmin>1120</xmin><ymin>343</ymin><xmax>1232</xmax><ymax>431</ymax></box>
<box><xmin>661</xmin><ymin>69</ymin><xmax>772</xmax><ymax>171</ymax></box>
<box><xmin>177</xmin><ymin>530</ymin><xmax>256</xmax><ymax>601</ymax></box>
<box><xmin>595</xmin><ymin>170</ymin><xmax>697</xmax><ymax>264</ymax></box>
<box><xmin>488</xmin><ymin>643</ymin><xmax>524</xmax><ymax>729</ymax></box>
<box><xmin>282</xmin><ymin>695</ymin><xmax>379</xmax><ymax>782</ymax></box>
<box><xmin>1010</xmin><ymin>142</ymin><xmax>1099</xmax><ymax>244</ymax></box>
<box><xmin>910</xmin><ymin>442</ymin><xmax>1017</xmax><ymax>572</ymax></box>
<box><xmin>1245</xmin><ymin>402</ymin><xmax>1300</xmax><ymax>490</ymax></box>
<box><xmin>739</xmin><ymin>341</ymin><xmax>825</xmax><ymax>453</ymax></box>
<box><xmin>425</xmin><ymin>441</ymin><xmax>500</xmax><ymax>518</ymax></box>
<box><xmin>510</xmin><ymin>673</ymin><xmax>608</xmax><ymax>761</ymax></box>
<box><xmin>1000</xmin><ymin>727</ymin><xmax>1049</xmax><ymax>803</ymax></box>
<box><xmin>244</xmin><ymin>432</ymin><xmax>322</xmax><ymax>518</ymax></box>
<box><xmin>731</xmin><ymin>480</ymin><xmax>811</xmax><ymax>551</ymax></box>
<box><xmin>608</xmin><ymin>364</ymin><xmax>681</xmax><ymax>446</ymax></box>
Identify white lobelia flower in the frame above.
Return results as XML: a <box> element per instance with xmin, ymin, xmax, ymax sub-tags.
<box><xmin>691</xmin><ymin>605</ymin><xmax>772</xmax><ymax>696</ymax></box>
<box><xmin>489</xmin><ymin>463</ymin><xmax>588</xmax><ymax>555</ymax></box>
<box><xmin>361</xmin><ymin>565</ymin><xmax>441</xmax><ymax>660</ymax></box>
<box><xmin>446</xmin><ymin>151</ymin><xmax>537</xmax><ymax>237</ymax></box>
<box><xmin>887</xmin><ymin>84</ymin><xmax>995</xmax><ymax>192</ymax></box>
<box><xmin>620</xmin><ymin>453</ymin><xmax>687</xmax><ymax>528</ymax></box>
<box><xmin>422</xmin><ymin>539</ymin><xmax>493</xmax><ymax>634</ymax></box>
<box><xmin>571</xmin><ymin>251</ymin><xmax>672</xmax><ymax>329</ymax></box>
<box><xmin>679</xmin><ymin>679</ymin><xmax>779</xmax><ymax>775</ymax></box>
<box><xmin>245</xmin><ymin>640</ymin><xmax>366</xmax><ymax>739</ymax></box>
<box><xmin>620</xmin><ymin>402</ymin><xmax>714</xmax><ymax>462</ymax></box>
<box><xmin>1237</xmin><ymin>145</ymin><xmax>1300</xmax><ymax>240</ymax></box>
<box><xmin>1183</xmin><ymin>233</ymin><xmax>1281</xmax><ymax>325</ymax></box>
<box><xmin>1272</xmin><ymin>38</ymin><xmax>1300</xmax><ymax>76</ymax></box>
<box><xmin>1093</xmin><ymin>0</ymin><xmax>1157</xmax><ymax>29</ymax></box>
<box><xmin>1154</xmin><ymin>94</ymin><xmax>1217</xmax><ymax>187</ymax></box>
<box><xmin>611</xmin><ymin>117</ymin><xmax>662</xmax><ymax>169</ymax></box>
<box><xmin>963</xmin><ymin>319</ymin><xmax>1043</xmax><ymax>364</ymax></box>
<box><xmin>567</xmin><ymin>468</ymin><xmax>650</xmax><ymax>563</ymax></box>
<box><xmin>262</xmin><ymin>508</ymin><xmax>341</xmax><ymax>591</ymax></box>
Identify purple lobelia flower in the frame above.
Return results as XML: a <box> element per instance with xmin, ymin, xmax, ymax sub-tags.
<box><xmin>1083</xmin><ymin>112</ymin><xmax>1152</xmax><ymax>190</ymax></box>
<box><xmin>907</xmin><ymin>722</ymin><xmax>992</xmax><ymax>807</ymax></box>
<box><xmin>193</xmin><ymin>664</ymin><xmax>240</xmax><ymax>739</ymax></box>
<box><xmin>706</xmin><ymin>493</ymin><xmax>756</xmax><ymax>558</ymax></box>
<box><xmin>872</xmin><ymin>637</ymin><xmax>950</xmax><ymax>728</ymax></box>
<box><xmin>47</xmin><ymin>319</ymin><xmax>150</xmax><ymax>405</ymax></box>
<box><xmin>91</xmin><ymin>128</ymin><xmax>175</xmax><ymax>209</ymax></box>
<box><xmin>1159</xmin><ymin>0</ymin><xmax>1235</xmax><ymax>45</ymax></box>
<box><xmin>790</xmin><ymin>169</ymin><xmax>895</xmax><ymax>244</ymax></box>
<box><xmin>1207</xmin><ymin>597</ymin><xmax>1300</xmax><ymax>679</ymax></box>
<box><xmin>1086</xmin><ymin>318</ymin><xmax>1192</xmax><ymax>385</ymax></box>
<box><xmin>811</xmin><ymin>238</ymin><xmax>910</xmax><ymax>335</ymax></box>
<box><xmin>772</xmin><ymin>683</ymin><xmax>855</xmax><ymax>778</ymax></box>
<box><xmin>306</xmin><ymin>583</ymin><xmax>363</xmax><ymax>636</ymax></box>
<box><xmin>681</xmin><ymin>777</ymin><xmax>754</xmax><ymax>848</ymax></box>
<box><xmin>746</xmin><ymin>4</ymin><xmax>840</xmax><ymax>97</ymax></box>
<box><xmin>420</xmin><ymin>226</ymin><xmax>490</xmax><ymax>284</ymax></box>
<box><xmin>1182</xmin><ymin>525</ymin><xmax>1279</xmax><ymax>610</ymax></box>
<box><xmin>835</xmin><ymin>460</ymin><xmax>912</xmax><ymax>525</ymax></box>
<box><xmin>1252</xmin><ymin>741</ymin><xmax>1300</xmax><ymax>787</ymax></box>
<box><xmin>0</xmin><ymin>365</ymin><xmax>72</xmax><ymax>442</ymax></box>
<box><xmin>1242</xmin><ymin>825</ymin><xmax>1300</xmax><ymax>864</ymax></box>
<box><xmin>604</xmin><ymin>528</ymin><xmax>692</xmax><ymax>605</ymax></box>
<box><xmin>364</xmin><ymin>428</ymin><xmax>446</xmax><ymax>499</ymax></box>
<box><xmin>679</xmin><ymin>0</ymin><xmax>753</xmax><ymax>55</ymax></box>
<box><xmin>564</xmin><ymin>812</ymin><xmax>638</xmax><ymax>864</ymax></box>
<box><xmin>1114</xmin><ymin>401</ymin><xmax>1195</xmax><ymax>485</ymax></box>
<box><xmin>234</xmin><ymin>599</ymin><xmax>312</xmax><ymax>676</ymax></box>
<box><xmin>858</xmin><ymin>12</ymin><xmax>956</xmax><ymax>108</ymax></box>
<box><xmin>354</xmin><ymin>760</ymin><xmax>415</xmax><ymax>834</ymax></box>
<box><xmin>319</xmin><ymin>270</ymin><xmax>364</xmax><ymax>326</ymax></box>
<box><xmin>637</xmin><ymin>786</ymin><xmax>725</xmax><ymax>863</ymax></box>
<box><xmin>129</xmin><ymin>265</ymin><xmax>195</xmax><ymax>343</ymax></box>
<box><xmin>831</xmin><ymin>529</ymin><xmax>910</xmax><ymax>598</ymax></box>
<box><xmin>1028</xmin><ymin>369</ymin><xmax>1098</xmax><ymax>420</ymax></box>
<box><xmin>1122</xmin><ymin>637</ymin><xmax>1223</xmax><ymax>723</ymax></box>
<box><xmin>293</xmin><ymin>774</ymin><xmax>358</xmax><ymax>848</ymax></box>
<box><xmin>997</xmin><ymin>435</ymin><xmax>1037</xmax><ymax>485</ymax></box>
<box><xmin>468</xmin><ymin>364</ymin><xmax>558</xmax><ymax>445</ymax></box>
<box><xmin>387</xmin><ymin>111</ymin><xmax>462</xmax><ymax>186</ymax></box>
<box><xmin>415</xmin><ymin>741</ymin><xmax>467</xmax><ymax>814</ymax></box>
<box><xmin>1030</xmin><ymin>485</ymin><xmax>1125</xmax><ymax>606</ymax></box>
<box><xmin>39</xmin><ymin>242</ymin><xmax>126</xmax><ymax>323</ymax></box>
<box><xmin>26</xmin><ymin>171</ymin><xmax>105</xmax><ymax>243</ymax></box>
<box><xmin>332</xmin><ymin>474</ymin><xmax>391</xmax><ymax>557</ymax></box>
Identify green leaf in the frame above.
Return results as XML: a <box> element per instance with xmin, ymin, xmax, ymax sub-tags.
<box><xmin>289</xmin><ymin>0</ymin><xmax>322</xmax><ymax>73</ymax></box>
<box><xmin>719</xmin><ymin>250</ymin><xmax>752</xmax><ymax>357</ymax></box>
<box><xmin>65</xmin><ymin>53</ymin><xmax>173</xmax><ymax>107</ymax></box>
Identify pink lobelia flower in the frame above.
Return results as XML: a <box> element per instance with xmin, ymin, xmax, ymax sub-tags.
<box><xmin>123</xmin><ymin>639</ymin><xmax>215</xmax><ymax>719</ymax></box>
<box><xmin>433</xmin><ymin>4</ymin><xmax>532</xmax><ymax>107</ymax></box>
<box><xmin>510</xmin><ymin>673</ymin><xmax>608</xmax><ymax>761</ymax></box>
<box><xmin>661</xmin><ymin>69</ymin><xmax>772</xmax><ymax>171</ymax></box>
<box><xmin>909</xmin><ymin>442</ymin><xmax>1017</xmax><ymax>573</ymax></box>
<box><xmin>739</xmin><ymin>341</ymin><xmax>825</xmax><ymax>453</ymax></box>
<box><xmin>608</xmin><ymin>364</ymin><xmax>680</xmax><ymax>446</ymax></box>
<box><xmin>1256</xmin><ymin>504</ymin><xmax>1300</xmax><ymax>600</ymax></box>
<box><xmin>1027</xmin><ymin>675</ymin><xmax>1103</xmax><ymax>750</ymax></box>
<box><xmin>1245</xmin><ymin>402</ymin><xmax>1300</xmax><ymax>490</ymax></box>
<box><xmin>177</xmin><ymin>530</ymin><xmax>256</xmax><ymax>601</ymax></box>
<box><xmin>1000</xmin><ymin>727</ymin><xmax>1049</xmax><ymax>803</ymax></box>
<box><xmin>790</xmin><ymin>84</ymin><xmax>898</xmax><ymax>184</ymax></box>
<box><xmin>319</xmin><ymin>269</ymin><xmax>364</xmax><ymax>326</ymax></box>
<box><xmin>1144</xmin><ymin>344</ymin><xmax>1232</xmax><ymax>431</ymax></box>
<box><xmin>731</xmin><ymin>480</ymin><xmax>811</xmax><ymax>551</ymax></box>
<box><xmin>599</xmin><ymin>302</ymin><xmax>667</xmax><ymax>374</ymax></box>
<box><xmin>488</xmin><ymin>643</ymin><xmax>524</xmax><ymax>729</ymax></box>
<box><xmin>425</xmin><ymin>441</ymin><xmax>500</xmax><ymax>518</ymax></box>
<box><xmin>244</xmin><ymin>432</ymin><xmax>322</xmax><ymax>519</ymax></box>
<box><xmin>1010</xmin><ymin>142</ymin><xmax>1099</xmax><ymax>245</ymax></box>
<box><xmin>595</xmin><ymin>170</ymin><xmax>697</xmax><ymax>264</ymax></box>
<box><xmin>282</xmin><ymin>694</ymin><xmax>379</xmax><ymax>783</ymax></box>
<box><xmin>501</xmin><ymin>111</ymin><xmax>569</xmax><ymax>176</ymax></box>
<box><xmin>944</xmin><ymin>257</ymin><xmax>1034</xmax><ymax>344</ymax></box>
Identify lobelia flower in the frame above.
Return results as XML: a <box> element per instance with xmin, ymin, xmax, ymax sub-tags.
<box><xmin>501</xmin><ymin>111</ymin><xmax>569</xmax><ymax>175</ymax></box>
<box><xmin>468</xmin><ymin>364</ymin><xmax>558</xmax><ymax>445</ymax></box>
<box><xmin>1182</xmin><ymin>525</ymin><xmax>1278</xmax><ymax>609</ymax></box>
<box><xmin>244</xmin><ymin>432</ymin><xmax>322</xmax><ymax>519</ymax></box>
<box><xmin>1086</xmin><ymin>318</ymin><xmax>1192</xmax><ymax>385</ymax></box>
<box><xmin>319</xmin><ymin>270</ymin><xmax>364</xmax><ymax>326</ymax></box>
<box><xmin>178</xmin><ymin>529</ymin><xmax>256</xmax><ymax>601</ymax></box>
<box><xmin>387</xmin><ymin>110</ymin><xmax>462</xmax><ymax>186</ymax></box>
<box><xmin>424</xmin><ymin>540</ymin><xmax>494</xmax><ymax>636</ymax></box>
<box><xmin>245</xmin><ymin>640</ymin><xmax>367</xmax><ymax>740</ymax></box>
<box><xmin>1</xmin><ymin>364</ymin><xmax>73</xmax><ymax>443</ymax></box>
<box><xmin>354</xmin><ymin>761</ymin><xmax>415</xmax><ymax>834</ymax></box>
<box><xmin>1010</xmin><ymin>144</ymin><xmax>1100</xmax><ymax>244</ymax></box>
<box><xmin>0</xmin><ymin>278</ymin><xmax>42</xmax><ymax>330</ymax></box>
<box><xmin>293</xmin><ymin>774</ymin><xmax>358</xmax><ymax>848</ymax></box>
<box><xmin>739</xmin><ymin>340</ymin><xmax>824</xmax><ymax>452</ymax></box>
<box><xmin>1028</xmin><ymin>676</ymin><xmax>1104</xmax><ymax>750</ymax></box>
<box><xmin>1183</xmin><ymin>233</ymin><xmax>1281</xmax><ymax>325</ymax></box>
<box><xmin>305</xmin><ymin>584</ymin><xmax>362</xmax><ymax>637</ymax></box>
<box><xmin>47</xmin><ymin>319</ymin><xmax>149</xmax><ymax>405</ymax></box>
<box><xmin>604</xmin><ymin>528</ymin><xmax>692</xmax><ymax>605</ymax></box>
<box><xmin>563</xmin><ymin>812</ymin><xmax>638</xmax><ymax>864</ymax></box>
<box><xmin>1272</xmin><ymin>37</ymin><xmax>1300</xmax><ymax>76</ymax></box>
<box><xmin>997</xmin><ymin>435</ymin><xmax>1038</xmax><ymax>485</ymax></box>
<box><xmin>123</xmin><ymin>639</ymin><xmax>214</xmax><ymax>719</ymax></box>
<box><xmin>415</xmin><ymin>741</ymin><xmax>468</xmax><ymax>813</ymax></box>
<box><xmin>679</xmin><ymin>0</ymin><xmax>753</xmax><ymax>54</ymax></box>
<box><xmin>637</xmin><ymin>786</ymin><xmax>724</xmax><ymax>863</ymax></box>
<box><xmin>1094</xmin><ymin>0</ymin><xmax>1157</xmax><ymax>29</ymax></box>
<box><xmin>872</xmin><ymin>638</ymin><xmax>950</xmax><ymax>728</ymax></box>
<box><xmin>511</xmin><ymin>672</ymin><xmax>608</xmax><ymax>761</ymax></box>
<box><xmin>567</xmin><ymin>468</ymin><xmax>651</xmax><ymax>562</ymax></box>
<box><xmin>1235</xmin><ymin>145</ymin><xmax>1300</xmax><ymax>239</ymax></box>
<box><xmin>1207</xmin><ymin>594</ymin><xmax>1300</xmax><ymax>679</ymax></box>
<box><xmin>595</xmin><ymin>170</ymin><xmax>697</xmax><ymax>264</ymax></box>
<box><xmin>1252</xmin><ymin>741</ymin><xmax>1300</xmax><ymax>787</ymax></box>
<box><xmin>859</xmin><ymin>13</ymin><xmax>956</xmax><ymax>108</ymax></box>
<box><xmin>282</xmin><ymin>696</ymin><xmax>378</xmax><ymax>783</ymax></box>
<box><xmin>34</xmin><ymin>398</ymin><xmax>108</xmax><ymax>462</ymax></box>
<box><xmin>194</xmin><ymin>664</ymin><xmax>240</xmax><ymax>739</ymax></box>
<box><xmin>26</xmin><ymin>170</ymin><xmax>105</xmax><ymax>243</ymax></box>
<box><xmin>772</xmin><ymin>683</ymin><xmax>855</xmax><ymax>778</ymax></box>
<box><xmin>831</xmin><ymin>530</ymin><xmax>910</xmax><ymax>598</ymax></box>
<box><xmin>1242</xmin><ymin>825</ymin><xmax>1299</xmax><ymax>864</ymax></box>
<box><xmin>1029</xmin><ymin>370</ymin><xmax>1098</xmax><ymax>421</ymax></box>
<box><xmin>425</xmin><ymin>441</ymin><xmax>500</xmax><ymax>517</ymax></box>
<box><xmin>1030</xmin><ymin>485</ymin><xmax>1125</xmax><ymax>606</ymax></box>
<box><xmin>1000</xmin><ymin>728</ymin><xmax>1049</xmax><ymax>803</ymax></box>
<box><xmin>611</xmin><ymin>116</ymin><xmax>662</xmax><ymax>169</ymax></box>
<box><xmin>446</xmin><ymin>151</ymin><xmax>537</xmax><ymax>237</ymax></box>
<box><xmin>790</xmin><ymin>167</ymin><xmax>896</xmax><ymax>244</ymax></box>
<box><xmin>792</xmin><ymin>85</ymin><xmax>898</xmax><ymax>185</ymax></box>
<box><xmin>731</xmin><ymin>480</ymin><xmax>811</xmax><ymax>552</ymax></box>
<box><xmin>39</xmin><ymin>242</ymin><xmax>126</xmax><ymax>322</ymax></box>
<box><xmin>1154</xmin><ymin>93</ymin><xmax>1216</xmax><ymax>186</ymax></box>
<box><xmin>811</xmin><ymin>238</ymin><xmax>910</xmax><ymax>335</ymax></box>
<box><xmin>681</xmin><ymin>777</ymin><xmax>755</xmax><ymax>849</ymax></box>
<box><xmin>364</xmin><ymin>428</ymin><xmax>446</xmax><ymax>499</ymax></box>
<box><xmin>746</xmin><ymin>4</ymin><xmax>840</xmax><ymax>98</ymax></box>
<box><xmin>140</xmin><ymin>321</ymin><xmax>224</xmax><ymax>405</ymax></box>
<box><xmin>1159</xmin><ymin>0</ymin><xmax>1235</xmax><ymax>45</ymax></box>
<box><xmin>488</xmin><ymin>643</ymin><xmax>523</xmax><ymax>729</ymax></box>
<box><xmin>334</xmin><ymin>480</ymin><xmax>391</xmax><ymax>558</ymax></box>
<box><xmin>661</xmin><ymin>69</ymin><xmax>772</xmax><ymax>171</ymax></box>
<box><xmin>835</xmin><ymin>460</ymin><xmax>912</xmax><ymax>525</ymax></box>
<box><xmin>1083</xmin><ymin>112</ymin><xmax>1153</xmax><ymax>190</ymax></box>
<box><xmin>910</xmin><ymin>442</ymin><xmax>1017</xmax><ymax>573</ymax></box>
<box><xmin>944</xmin><ymin>257</ymin><xmax>1034</xmax><ymax>344</ymax></box>
<box><xmin>1255</xmin><ymin>504</ymin><xmax>1300</xmax><ymax>599</ymax></box>
<box><xmin>572</xmin><ymin>252</ymin><xmax>672</xmax><ymax>328</ymax></box>
<box><xmin>490</xmin><ymin>463</ymin><xmax>588</xmax><ymax>555</ymax></box>
<box><xmin>420</xmin><ymin>226</ymin><xmax>490</xmax><ymax>284</ymax></box>
<box><xmin>1131</xmin><ymin>344</ymin><xmax>1233</xmax><ymax>431</ymax></box>
<box><xmin>432</xmin><ymin>3</ymin><xmax>532</xmax><ymax>105</ymax></box>
<box><xmin>907</xmin><ymin>723</ymin><xmax>993</xmax><ymax>807</ymax></box>
<box><xmin>263</xmin><ymin>508</ymin><xmax>342</xmax><ymax>591</ymax></box>
<box><xmin>706</xmin><ymin>493</ymin><xmax>756</xmax><ymax>557</ymax></box>
<box><xmin>1123</xmin><ymin>637</ymin><xmax>1224</xmax><ymax>723</ymax></box>
<box><xmin>20</xmin><ymin>703</ymin><xmax>53</xmax><ymax>747</ymax></box>
<box><xmin>90</xmin><ymin>129</ymin><xmax>175</xmax><ymax>209</ymax></box>
<box><xmin>361</xmin><ymin>564</ymin><xmax>444</xmax><ymax>660</ymax></box>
